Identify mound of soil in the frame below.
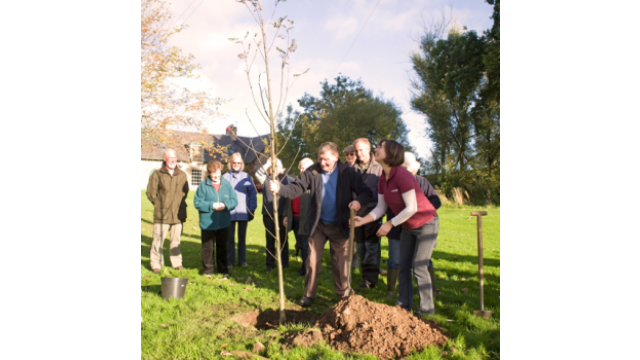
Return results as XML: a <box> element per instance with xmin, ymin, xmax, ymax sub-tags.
<box><xmin>313</xmin><ymin>295</ymin><xmax>448</xmax><ymax>359</ymax></box>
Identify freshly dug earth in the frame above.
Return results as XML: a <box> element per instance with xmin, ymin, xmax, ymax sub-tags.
<box><xmin>310</xmin><ymin>295</ymin><xmax>448</xmax><ymax>359</ymax></box>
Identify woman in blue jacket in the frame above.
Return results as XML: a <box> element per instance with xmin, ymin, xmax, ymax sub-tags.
<box><xmin>194</xmin><ymin>160</ymin><xmax>238</xmax><ymax>276</ymax></box>
<box><xmin>223</xmin><ymin>153</ymin><xmax>257</xmax><ymax>268</ymax></box>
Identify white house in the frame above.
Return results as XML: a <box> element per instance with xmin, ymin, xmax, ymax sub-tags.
<box><xmin>141</xmin><ymin>127</ymin><xmax>269</xmax><ymax>190</ymax></box>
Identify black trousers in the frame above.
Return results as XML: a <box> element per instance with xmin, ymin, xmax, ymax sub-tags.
<box><xmin>264</xmin><ymin>216</ymin><xmax>289</xmax><ymax>269</ymax></box>
<box><xmin>355</xmin><ymin>219</ymin><xmax>382</xmax><ymax>285</ymax></box>
<box><xmin>201</xmin><ymin>227</ymin><xmax>229</xmax><ymax>275</ymax></box>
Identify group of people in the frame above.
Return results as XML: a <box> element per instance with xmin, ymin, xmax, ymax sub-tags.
<box><xmin>146</xmin><ymin>138</ymin><xmax>441</xmax><ymax>316</ymax></box>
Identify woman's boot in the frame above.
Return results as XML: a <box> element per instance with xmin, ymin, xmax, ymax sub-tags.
<box><xmin>386</xmin><ymin>269</ymin><xmax>399</xmax><ymax>300</ymax></box>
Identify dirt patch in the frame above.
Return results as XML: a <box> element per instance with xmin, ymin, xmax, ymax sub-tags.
<box><xmin>311</xmin><ymin>295</ymin><xmax>448</xmax><ymax>359</ymax></box>
<box><xmin>255</xmin><ymin>307</ymin><xmax>320</xmax><ymax>329</ymax></box>
<box><xmin>233</xmin><ymin>310</ymin><xmax>259</xmax><ymax>327</ymax></box>
<box><xmin>282</xmin><ymin>329</ymin><xmax>323</xmax><ymax>349</ymax></box>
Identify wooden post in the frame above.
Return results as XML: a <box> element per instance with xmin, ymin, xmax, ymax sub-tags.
<box><xmin>471</xmin><ymin>211</ymin><xmax>491</xmax><ymax>319</ymax></box>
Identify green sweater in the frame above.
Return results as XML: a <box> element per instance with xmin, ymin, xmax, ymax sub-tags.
<box><xmin>194</xmin><ymin>177</ymin><xmax>238</xmax><ymax>231</ymax></box>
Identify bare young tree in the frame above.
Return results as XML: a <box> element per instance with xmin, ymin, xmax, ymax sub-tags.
<box><xmin>230</xmin><ymin>0</ymin><xmax>308</xmax><ymax>324</ymax></box>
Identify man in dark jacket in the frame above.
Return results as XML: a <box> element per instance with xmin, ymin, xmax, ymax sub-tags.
<box><xmin>146</xmin><ymin>149</ymin><xmax>189</xmax><ymax>274</ymax></box>
<box><xmin>270</xmin><ymin>142</ymin><xmax>373</xmax><ymax>307</ymax></box>
<box><xmin>352</xmin><ymin>138</ymin><xmax>383</xmax><ymax>289</ymax></box>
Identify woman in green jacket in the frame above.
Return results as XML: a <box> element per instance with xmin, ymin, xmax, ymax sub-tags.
<box><xmin>194</xmin><ymin>160</ymin><xmax>238</xmax><ymax>276</ymax></box>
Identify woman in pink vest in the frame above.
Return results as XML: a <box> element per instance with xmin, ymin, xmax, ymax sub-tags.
<box><xmin>354</xmin><ymin>139</ymin><xmax>439</xmax><ymax>316</ymax></box>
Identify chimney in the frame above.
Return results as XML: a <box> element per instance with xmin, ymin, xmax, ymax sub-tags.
<box><xmin>226</xmin><ymin>125</ymin><xmax>238</xmax><ymax>140</ymax></box>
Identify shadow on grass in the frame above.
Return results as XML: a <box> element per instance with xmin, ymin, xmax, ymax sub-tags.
<box><xmin>432</xmin><ymin>250</ymin><xmax>500</xmax><ymax>268</ymax></box>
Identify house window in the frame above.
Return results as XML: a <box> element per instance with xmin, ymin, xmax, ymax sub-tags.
<box><xmin>192</xmin><ymin>169</ymin><xmax>202</xmax><ymax>186</ymax></box>
<box><xmin>190</xmin><ymin>145</ymin><xmax>203</xmax><ymax>164</ymax></box>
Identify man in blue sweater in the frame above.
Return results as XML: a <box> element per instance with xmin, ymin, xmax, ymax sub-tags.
<box><xmin>270</xmin><ymin>142</ymin><xmax>373</xmax><ymax>307</ymax></box>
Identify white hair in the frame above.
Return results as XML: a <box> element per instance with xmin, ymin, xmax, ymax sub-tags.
<box><xmin>403</xmin><ymin>152</ymin><xmax>421</xmax><ymax>175</ymax></box>
<box><xmin>163</xmin><ymin>148</ymin><xmax>177</xmax><ymax>158</ymax></box>
<box><xmin>299</xmin><ymin>157</ymin><xmax>314</xmax><ymax>170</ymax></box>
<box><xmin>229</xmin><ymin>152</ymin><xmax>244</xmax><ymax>171</ymax></box>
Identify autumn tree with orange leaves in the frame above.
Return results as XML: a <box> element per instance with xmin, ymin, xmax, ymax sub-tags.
<box><xmin>141</xmin><ymin>0</ymin><xmax>223</xmax><ymax>154</ymax></box>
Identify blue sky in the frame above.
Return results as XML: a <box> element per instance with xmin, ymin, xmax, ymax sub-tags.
<box><xmin>167</xmin><ymin>0</ymin><xmax>494</xmax><ymax>160</ymax></box>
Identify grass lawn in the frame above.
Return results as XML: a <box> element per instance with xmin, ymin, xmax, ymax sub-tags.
<box><xmin>141</xmin><ymin>190</ymin><xmax>500</xmax><ymax>359</ymax></box>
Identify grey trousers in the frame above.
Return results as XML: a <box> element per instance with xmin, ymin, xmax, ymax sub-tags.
<box><xmin>397</xmin><ymin>217</ymin><xmax>438</xmax><ymax>314</ymax></box>
<box><xmin>150</xmin><ymin>223</ymin><xmax>183</xmax><ymax>269</ymax></box>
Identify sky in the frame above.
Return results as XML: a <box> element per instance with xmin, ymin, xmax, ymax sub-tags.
<box><xmin>165</xmin><ymin>0</ymin><xmax>494</xmax><ymax>160</ymax></box>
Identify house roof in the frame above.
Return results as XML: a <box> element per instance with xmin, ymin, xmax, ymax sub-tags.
<box><xmin>141</xmin><ymin>130</ymin><xmax>268</xmax><ymax>164</ymax></box>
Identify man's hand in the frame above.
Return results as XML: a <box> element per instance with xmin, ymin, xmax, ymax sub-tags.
<box><xmin>376</xmin><ymin>221</ymin><xmax>393</xmax><ymax>237</ymax></box>
<box><xmin>269</xmin><ymin>180</ymin><xmax>280</xmax><ymax>194</ymax></box>
<box><xmin>283</xmin><ymin>216</ymin><xmax>288</xmax><ymax>227</ymax></box>
<box><xmin>348</xmin><ymin>200</ymin><xmax>361</xmax><ymax>212</ymax></box>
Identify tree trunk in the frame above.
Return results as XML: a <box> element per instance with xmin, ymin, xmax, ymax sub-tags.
<box><xmin>261</xmin><ymin>17</ymin><xmax>286</xmax><ymax>325</ymax></box>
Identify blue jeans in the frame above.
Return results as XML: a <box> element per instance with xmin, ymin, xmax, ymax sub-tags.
<box><xmin>397</xmin><ymin>217</ymin><xmax>439</xmax><ymax>314</ymax></box>
<box><xmin>227</xmin><ymin>221</ymin><xmax>248</xmax><ymax>265</ymax></box>
<box><xmin>387</xmin><ymin>237</ymin><xmax>400</xmax><ymax>269</ymax></box>
<box><xmin>292</xmin><ymin>216</ymin><xmax>309</xmax><ymax>274</ymax></box>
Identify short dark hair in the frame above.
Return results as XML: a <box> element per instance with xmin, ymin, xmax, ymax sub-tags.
<box><xmin>206</xmin><ymin>160</ymin><xmax>223</xmax><ymax>174</ymax></box>
<box><xmin>377</xmin><ymin>139</ymin><xmax>404</xmax><ymax>167</ymax></box>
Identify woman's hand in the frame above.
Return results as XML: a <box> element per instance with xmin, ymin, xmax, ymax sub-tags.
<box><xmin>283</xmin><ymin>216</ymin><xmax>288</xmax><ymax>227</ymax></box>
<box><xmin>376</xmin><ymin>221</ymin><xmax>393</xmax><ymax>237</ymax></box>
<box><xmin>213</xmin><ymin>203</ymin><xmax>225</xmax><ymax>211</ymax></box>
<box><xmin>351</xmin><ymin>216</ymin><xmax>367</xmax><ymax>228</ymax></box>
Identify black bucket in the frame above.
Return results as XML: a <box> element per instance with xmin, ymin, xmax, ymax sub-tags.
<box><xmin>161</xmin><ymin>277</ymin><xmax>188</xmax><ymax>300</ymax></box>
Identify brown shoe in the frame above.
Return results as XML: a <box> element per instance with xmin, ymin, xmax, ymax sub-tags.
<box><xmin>173</xmin><ymin>266</ymin><xmax>184</xmax><ymax>270</ymax></box>
<box><xmin>152</xmin><ymin>268</ymin><xmax>161</xmax><ymax>274</ymax></box>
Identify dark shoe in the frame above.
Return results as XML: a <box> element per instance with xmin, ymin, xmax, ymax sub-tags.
<box><xmin>240</xmin><ymin>263</ymin><xmax>249</xmax><ymax>268</ymax></box>
<box><xmin>299</xmin><ymin>296</ymin><xmax>313</xmax><ymax>307</ymax></box>
<box><xmin>415</xmin><ymin>310</ymin><xmax>435</xmax><ymax>318</ymax></box>
<box><xmin>173</xmin><ymin>266</ymin><xmax>184</xmax><ymax>270</ymax></box>
<box><xmin>152</xmin><ymin>268</ymin><xmax>161</xmax><ymax>274</ymax></box>
<box><xmin>296</xmin><ymin>269</ymin><xmax>306</xmax><ymax>276</ymax></box>
<box><xmin>357</xmin><ymin>280</ymin><xmax>376</xmax><ymax>290</ymax></box>
<box><xmin>265</xmin><ymin>267</ymin><xmax>273</xmax><ymax>274</ymax></box>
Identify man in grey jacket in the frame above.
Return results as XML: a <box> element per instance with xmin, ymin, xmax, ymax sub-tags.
<box><xmin>352</xmin><ymin>138</ymin><xmax>383</xmax><ymax>289</ymax></box>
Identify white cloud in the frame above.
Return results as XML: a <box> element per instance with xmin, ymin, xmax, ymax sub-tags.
<box><xmin>325</xmin><ymin>15</ymin><xmax>359</xmax><ymax>40</ymax></box>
